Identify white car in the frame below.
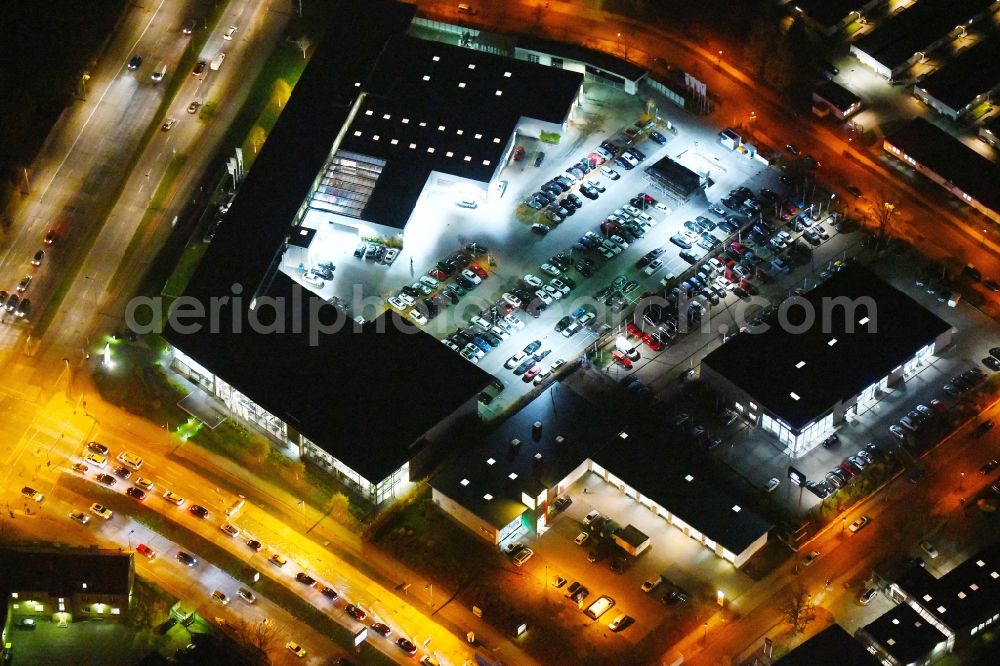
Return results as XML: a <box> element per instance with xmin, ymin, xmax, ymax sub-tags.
<box><xmin>442</xmin><ymin>339</ymin><xmax>461</xmax><ymax>352</ymax></box>
<box><xmin>163</xmin><ymin>491</ymin><xmax>185</xmax><ymax>506</ymax></box>
<box><xmin>301</xmin><ymin>271</ymin><xmax>324</xmax><ymax>288</ymax></box>
<box><xmin>387</xmin><ymin>296</ymin><xmax>409</xmax><ymax>311</ymax></box>
<box><xmin>210</xmin><ymin>590</ymin><xmax>230</xmax><ymax>605</ymax></box>
<box><xmin>540</xmin><ymin>263</ymin><xmax>561</xmax><ymax>277</ymax></box>
<box><xmin>161</xmin><ymin>118</ymin><xmax>177</xmax><ymax>132</ymax></box>
<box><xmin>574</xmin><ymin>532</ymin><xmax>589</xmax><ymax>545</ymax></box>
<box><xmin>89</xmin><ymin>503</ymin><xmax>113</xmax><ymax>520</ymax></box>
<box><xmin>419</xmin><ymin>275</ymin><xmax>440</xmax><ymax>289</ymax></box>
<box><xmin>583</xmin><ymin>510</ymin><xmax>600</xmax><ymax>525</ymax></box>
<box><xmin>220</xmin><ymin>523</ymin><xmax>240</xmax><ymax>537</ymax></box>
<box><xmin>920</xmin><ymin>541</ymin><xmax>939</xmax><ymax>558</ymax></box>
<box><xmin>533</xmin><ymin>367</ymin><xmax>552</xmax><ymax>384</ymax></box>
<box><xmin>85</xmin><ymin>452</ymin><xmax>107</xmax><ymax>468</ymax></box>
<box><xmin>502</xmin><ymin>292</ymin><xmax>522</xmax><ymax>308</ymax></box>
<box><xmin>655</xmin><ymin>202</ymin><xmax>671</xmax><ymax>213</ymax></box>
<box><xmin>408</xmin><ymin>309</ymin><xmax>428</xmax><ymax>325</ymax></box>
<box><xmin>471</xmin><ymin>315</ymin><xmax>493</xmax><ymax>330</ymax></box>
<box><xmin>223</xmin><ymin>25</ymin><xmax>238</xmax><ymax>40</ymax></box>
<box><xmin>505</xmin><ymin>351</ymin><xmax>527</xmax><ymax>369</ymax></box>
<box><xmin>848</xmin><ymin>516</ymin><xmax>870</xmax><ymax>533</ymax></box>
<box><xmin>543</xmin><ymin>284</ymin><xmax>563</xmax><ymax>300</ymax></box>
<box><xmin>600</xmin><ymin>166</ymin><xmax>620</xmax><ymax>180</ymax></box>
<box><xmin>550</xmin><ymin>279</ymin><xmax>571</xmax><ymax>295</ymax></box>
<box><xmin>535</xmin><ymin>289</ymin><xmax>552</xmax><ymax>305</ymax></box>
<box><xmin>641</xmin><ymin>576</ymin><xmax>661</xmax><ymax>593</ymax></box>
<box><xmin>609</xmin><ymin>613</ymin><xmax>630</xmax><ymax>631</ymax></box>
<box><xmin>70</xmin><ymin>511</ymin><xmax>91</xmax><ymax>525</ymax></box>
<box><xmin>504</xmin><ymin>313</ymin><xmax>525</xmax><ymax>329</ymax></box>
<box><xmin>286</xmin><ymin>642</ymin><xmax>307</xmax><ymax>659</ymax></box>
<box><xmin>512</xmin><ymin>547</ymin><xmax>534</xmax><ymax>567</ymax></box>
<box><xmin>134</xmin><ymin>477</ymin><xmax>155</xmax><ymax>491</ymax></box>
<box><xmin>238</xmin><ymin>587</ymin><xmax>256</xmax><ymax>604</ymax></box>
<box><xmin>522</xmin><ymin>274</ymin><xmax>543</xmax><ymax>288</ymax></box>
<box><xmin>462</xmin><ymin>343</ymin><xmax>484</xmax><ymax>360</ymax></box>
<box><xmin>765</xmin><ymin>477</ymin><xmax>780</xmax><ymax>493</ymax></box>
<box><xmin>461</xmin><ymin>269</ymin><xmax>482</xmax><ymax>284</ymax></box>
<box><xmin>383</xmin><ymin>248</ymin><xmax>399</xmax><ymax>264</ymax></box>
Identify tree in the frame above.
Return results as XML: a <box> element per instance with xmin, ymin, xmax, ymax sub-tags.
<box><xmin>248</xmin><ymin>126</ymin><xmax>267</xmax><ymax>155</ymax></box>
<box><xmin>228</xmin><ymin>617</ymin><xmax>276</xmax><ymax>665</ymax></box>
<box><xmin>779</xmin><ymin>585</ymin><xmax>817</xmax><ymax>636</ymax></box>
<box><xmin>867</xmin><ymin>195</ymin><xmax>900</xmax><ymax>247</ymax></box>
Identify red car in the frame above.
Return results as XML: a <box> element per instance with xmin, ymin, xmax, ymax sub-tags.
<box><xmin>523</xmin><ymin>364</ymin><xmax>542</xmax><ymax>382</ymax></box>
<box><xmin>428</xmin><ymin>268</ymin><xmax>447</xmax><ymax>281</ymax></box>
<box><xmin>136</xmin><ymin>544</ymin><xmax>156</xmax><ymax>559</ymax></box>
<box><xmin>346</xmin><ymin>604</ymin><xmax>367</xmax><ymax>621</ymax></box>
<box><xmin>730</xmin><ymin>241</ymin><xmax>746</xmax><ymax>256</ymax></box>
<box><xmin>513</xmin><ymin>146</ymin><xmax>526</xmax><ymax>161</ymax></box>
<box><xmin>612</xmin><ymin>351</ymin><xmax>632</xmax><ymax>368</ymax></box>
<box><xmin>587</xmin><ymin>152</ymin><xmax>606</xmax><ymax>166</ymax></box>
<box><xmin>625</xmin><ymin>323</ymin><xmax>642</xmax><ymax>338</ymax></box>
<box><xmin>642</xmin><ymin>333</ymin><xmax>662</xmax><ymax>351</ymax></box>
<box><xmin>470</xmin><ymin>263</ymin><xmax>488</xmax><ymax>278</ymax></box>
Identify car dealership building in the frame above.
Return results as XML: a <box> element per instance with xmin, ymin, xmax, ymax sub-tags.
<box><xmin>701</xmin><ymin>265</ymin><xmax>952</xmax><ymax>457</ymax></box>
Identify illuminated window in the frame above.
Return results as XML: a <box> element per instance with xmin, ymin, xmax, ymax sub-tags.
<box><xmin>353</xmin><ymin>130</ymin><xmax>362</xmax><ymax>137</ymax></box>
<box><xmin>372</xmin><ymin>135</ymin><xmax>380</xmax><ymax>141</ymax></box>
<box><xmin>483</xmin><ymin>493</ymin><xmax>493</xmax><ymax>501</ymax></box>
<box><xmin>486</xmin><ymin>458</ymin><xmax>496</xmax><ymax>465</ymax></box>
<box><xmin>468</xmin><ymin>63</ymin><xmax>476</xmax><ymax>70</ymax></box>
<box><xmin>427</xmin><ymin>147</ymin><xmax>435</xmax><ymax>153</ymax></box>
<box><xmin>365</xmin><ymin>110</ymin><xmax>373</xmax><ymax>116</ymax></box>
<box><xmin>408</xmin><ymin>143</ymin><xmax>416</xmax><ymax>149</ymax></box>
<box><xmin>483</xmin><ymin>160</ymin><xmax>491</xmax><ymax>166</ymax></box>
<box><xmin>460</xmin><ymin>479</ymin><xmax>469</xmax><ymax>486</ymax></box>
<box><xmin>504</xmin><ymin>71</ymin><xmax>512</xmax><ymax>77</ymax></box>
<box><xmin>432</xmin><ymin>56</ymin><xmax>440</xmax><ymax>62</ymax></box>
<box><xmin>496</xmin><ymin>90</ymin><xmax>503</xmax><ymax>96</ymax></box>
<box><xmin>456</xmin><ymin>129</ymin><xmax>464</xmax><ymax>135</ymax></box>
<box><xmin>684</xmin><ymin>474</ymin><xmax>694</xmax><ymax>482</ymax></box>
<box><xmin>422</xmin><ymin>75</ymin><xmax>430</xmax><ymax>81</ymax></box>
<box><xmin>390</xmin><ymin>139</ymin><xmax>398</xmax><ymax>145</ymax></box>
<box><xmin>446</xmin><ymin>151</ymin><xmax>454</xmax><ymax>157</ymax></box>
<box><xmin>508</xmin><ymin>473</ymin><xmax>517</xmax><ymax>480</ymax></box>
<box><xmin>474</xmin><ymin>133</ymin><xmax>482</xmax><ymax>139</ymax></box>
<box><xmin>828</xmin><ymin>338</ymin><xmax>838</xmax><ymax>346</ymax></box>
<box><xmin>402</xmin><ymin>118</ymin><xmax>410</xmax><ymax>124</ymax></box>
<box><xmin>858</xmin><ymin>317</ymin><xmax>869</xmax><ymax>325</ymax></box>
<box><xmin>795</xmin><ymin>361</ymin><xmax>806</xmax><ymax>368</ymax></box>
<box><xmin>382</xmin><ymin>113</ymin><xmax>391</xmax><ymax>120</ymax></box>
<box><xmin>458</xmin><ymin>82</ymin><xmax>466</xmax><ymax>88</ymax></box>
<box><xmin>111</xmin><ymin>608</ymin><xmax>120</xmax><ymax>615</ymax></box>
<box><xmin>464</xmin><ymin>156</ymin><xmax>472</xmax><ymax>162</ymax></box>
<box><xmin>732</xmin><ymin>505</ymin><xmax>741</xmax><ymax>513</ymax></box>
<box><xmin>790</xmin><ymin>392</ymin><xmax>800</xmax><ymax>401</ymax></box>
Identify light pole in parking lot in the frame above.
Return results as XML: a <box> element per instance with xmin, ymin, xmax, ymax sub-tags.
<box><xmin>425</xmin><ymin>583</ymin><xmax>433</xmax><ymax>608</ymax></box>
<box><xmin>127</xmin><ymin>529</ymin><xmax>134</xmax><ymax>550</ymax></box>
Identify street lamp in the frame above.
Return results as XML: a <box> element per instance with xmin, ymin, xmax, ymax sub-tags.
<box><xmin>425</xmin><ymin>583</ymin><xmax>433</xmax><ymax>607</ymax></box>
<box><xmin>127</xmin><ymin>529</ymin><xmax>135</xmax><ymax>550</ymax></box>
<box><xmin>959</xmin><ymin>471</ymin><xmax>965</xmax><ymax>491</ymax></box>
<box><xmin>841</xmin><ymin>516</ymin><xmax>846</xmax><ymax>537</ymax></box>
<box><xmin>981</xmin><ymin>229</ymin><xmax>988</xmax><ymax>248</ymax></box>
<box><xmin>703</xmin><ymin>622</ymin><xmax>709</xmax><ymax>643</ymax></box>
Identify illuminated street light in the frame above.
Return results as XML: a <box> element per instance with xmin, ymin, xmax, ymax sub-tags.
<box><xmin>103</xmin><ymin>343</ymin><xmax>112</xmax><ymax>368</ymax></box>
<box><xmin>716</xmin><ymin>590</ymin><xmax>725</xmax><ymax>606</ymax></box>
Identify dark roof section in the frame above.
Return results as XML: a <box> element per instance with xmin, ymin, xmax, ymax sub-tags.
<box><xmin>645</xmin><ymin>156</ymin><xmax>703</xmax><ymax>200</ymax></box>
<box><xmin>884</xmin><ymin>117</ymin><xmax>1000</xmax><ymax>213</ymax></box>
<box><xmin>429</xmin><ymin>384</ymin><xmax>620</xmax><ymax>529</ymax></box>
<box><xmin>1</xmin><ymin>546</ymin><xmax>133</xmax><ymax>597</ymax></box>
<box><xmin>165</xmin><ymin>0</ymin><xmax>492</xmax><ymax>484</ymax></box>
<box><xmin>895</xmin><ymin>540</ymin><xmax>1000</xmax><ymax>632</ymax></box>
<box><xmin>853</xmin><ymin>0</ymin><xmax>997</xmax><ymax>74</ymax></box>
<box><xmin>859</xmin><ymin>603</ymin><xmax>949</xmax><ymax>665</ymax></box>
<box><xmin>775</xmin><ymin>624</ymin><xmax>878</xmax><ymax>666</ymax></box>
<box><xmin>613</xmin><ymin>524</ymin><xmax>649</xmax><ymax>548</ymax></box>
<box><xmin>982</xmin><ymin>114</ymin><xmax>1000</xmax><ymax>139</ymax></box>
<box><xmin>340</xmin><ymin>34</ymin><xmax>583</xmax><ymax>230</ymax></box>
<box><xmin>813</xmin><ymin>80</ymin><xmax>862</xmax><ymax>112</ymax></box>
<box><xmin>592</xmin><ymin>429</ymin><xmax>771</xmax><ymax>556</ymax></box>
<box><xmin>515</xmin><ymin>34</ymin><xmax>647</xmax><ymax>82</ymax></box>
<box><xmin>702</xmin><ymin>264</ymin><xmax>951</xmax><ymax>430</ymax></box>
<box><xmin>287</xmin><ymin>226</ymin><xmax>316</xmax><ymax>249</ymax></box>
<box><xmin>791</xmin><ymin>0</ymin><xmax>868</xmax><ymax>30</ymax></box>
<box><xmin>916</xmin><ymin>36</ymin><xmax>1000</xmax><ymax>113</ymax></box>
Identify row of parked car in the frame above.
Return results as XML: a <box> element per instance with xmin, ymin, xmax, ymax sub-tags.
<box><xmin>805</xmin><ymin>441</ymin><xmax>888</xmax><ymax>499</ymax></box>
<box><xmin>0</xmin><ymin>230</ymin><xmax>51</xmax><ymax>320</ymax></box>
<box><xmin>353</xmin><ymin>241</ymin><xmax>399</xmax><ymax>265</ymax></box>
<box><xmin>387</xmin><ymin>245</ymin><xmax>490</xmax><ymax>325</ymax></box>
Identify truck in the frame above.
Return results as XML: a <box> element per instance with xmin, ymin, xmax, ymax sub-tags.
<box><xmin>210</xmin><ymin>52</ymin><xmax>226</xmax><ymax>71</ymax></box>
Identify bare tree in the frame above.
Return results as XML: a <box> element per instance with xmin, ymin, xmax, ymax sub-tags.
<box><xmin>227</xmin><ymin>616</ymin><xmax>275</xmax><ymax>665</ymax></box>
<box><xmin>779</xmin><ymin>585</ymin><xmax>817</xmax><ymax>637</ymax></box>
<box><xmin>867</xmin><ymin>195</ymin><xmax>899</xmax><ymax>247</ymax></box>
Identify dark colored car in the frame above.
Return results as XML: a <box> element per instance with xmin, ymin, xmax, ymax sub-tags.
<box><xmin>126</xmin><ymin>487</ymin><xmax>146</xmax><ymax>500</ymax></box>
<box><xmin>128</xmin><ymin>55</ymin><xmax>142</xmax><ymax>70</ymax></box>
<box><xmin>176</xmin><ymin>551</ymin><xmax>197</xmax><ymax>566</ymax></box>
<box><xmin>192</xmin><ymin>60</ymin><xmax>206</xmax><ymax>75</ymax></box>
<box><xmin>189</xmin><ymin>505</ymin><xmax>209</xmax><ymax>518</ymax></box>
<box><xmin>113</xmin><ymin>465</ymin><xmax>132</xmax><ymax>479</ymax></box>
<box><xmin>346</xmin><ymin>604</ymin><xmax>367</xmax><ymax>621</ymax></box>
<box><xmin>320</xmin><ymin>585</ymin><xmax>339</xmax><ymax>600</ymax></box>
<box><xmin>246</xmin><ymin>539</ymin><xmax>263</xmax><ymax>551</ymax></box>
<box><xmin>96</xmin><ymin>473</ymin><xmax>117</xmax><ymax>486</ymax></box>
<box><xmin>371</xmin><ymin>623</ymin><xmax>391</xmax><ymax>637</ymax></box>
<box><xmin>396</xmin><ymin>638</ymin><xmax>417</xmax><ymax>655</ymax></box>
<box><xmin>295</xmin><ymin>572</ymin><xmax>316</xmax><ymax>585</ymax></box>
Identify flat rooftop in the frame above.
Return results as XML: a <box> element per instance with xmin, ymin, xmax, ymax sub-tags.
<box><xmin>916</xmin><ymin>35</ymin><xmax>1000</xmax><ymax>113</ymax></box>
<box><xmin>515</xmin><ymin>34</ymin><xmax>647</xmax><ymax>82</ymax></box>
<box><xmin>646</xmin><ymin>155</ymin><xmax>702</xmax><ymax>199</ymax></box>
<box><xmin>775</xmin><ymin>624</ymin><xmax>878</xmax><ymax>666</ymax></box>
<box><xmin>860</xmin><ymin>603</ymin><xmax>948</xmax><ymax>664</ymax></box>
<box><xmin>813</xmin><ymin>80</ymin><xmax>862</xmax><ymax>112</ymax></box>
<box><xmin>337</xmin><ymin>34</ymin><xmax>583</xmax><ymax>230</ymax></box>
<box><xmin>1</xmin><ymin>545</ymin><xmax>132</xmax><ymax>597</ymax></box>
<box><xmin>895</xmin><ymin>540</ymin><xmax>1000</xmax><ymax>632</ymax></box>
<box><xmin>430</xmin><ymin>384</ymin><xmax>620</xmax><ymax>529</ymax></box>
<box><xmin>702</xmin><ymin>264</ymin><xmax>951</xmax><ymax>431</ymax></box>
<box><xmin>166</xmin><ymin>0</ymin><xmax>492</xmax><ymax>484</ymax></box>
<box><xmin>853</xmin><ymin>0</ymin><xmax>997</xmax><ymax>74</ymax></box>
<box><xmin>791</xmin><ymin>0</ymin><xmax>868</xmax><ymax>30</ymax></box>
<box><xmin>884</xmin><ymin>117</ymin><xmax>1000</xmax><ymax>213</ymax></box>
<box><xmin>591</xmin><ymin>428</ymin><xmax>771</xmax><ymax>556</ymax></box>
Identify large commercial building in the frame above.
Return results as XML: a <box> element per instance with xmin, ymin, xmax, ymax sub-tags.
<box><xmin>701</xmin><ymin>265</ymin><xmax>951</xmax><ymax>456</ymax></box>
<box><xmin>775</xmin><ymin>624</ymin><xmax>879</xmax><ymax>666</ymax></box>
<box><xmin>430</xmin><ymin>384</ymin><xmax>771</xmax><ymax>568</ymax></box>
<box><xmin>850</xmin><ymin>0</ymin><xmax>999</xmax><ymax>81</ymax></box>
<box><xmin>856</xmin><ymin>602</ymin><xmax>950</xmax><ymax>666</ymax></box>
<box><xmin>883</xmin><ymin>117</ymin><xmax>1000</xmax><ymax>224</ymax></box>
<box><xmin>812</xmin><ymin>80</ymin><xmax>862</xmax><ymax>121</ymax></box>
<box><xmin>912</xmin><ymin>36</ymin><xmax>1000</xmax><ymax>120</ymax></box>
<box><xmin>0</xmin><ymin>545</ymin><xmax>134</xmax><ymax>625</ymax></box>
<box><xmin>166</xmin><ymin>0</ymin><xmax>494</xmax><ymax>506</ymax></box>
<box><xmin>791</xmin><ymin>0</ymin><xmax>882</xmax><ymax>36</ymax></box>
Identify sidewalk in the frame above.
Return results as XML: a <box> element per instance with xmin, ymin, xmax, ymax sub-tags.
<box><xmin>76</xmin><ymin>370</ymin><xmax>538</xmax><ymax>665</ymax></box>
